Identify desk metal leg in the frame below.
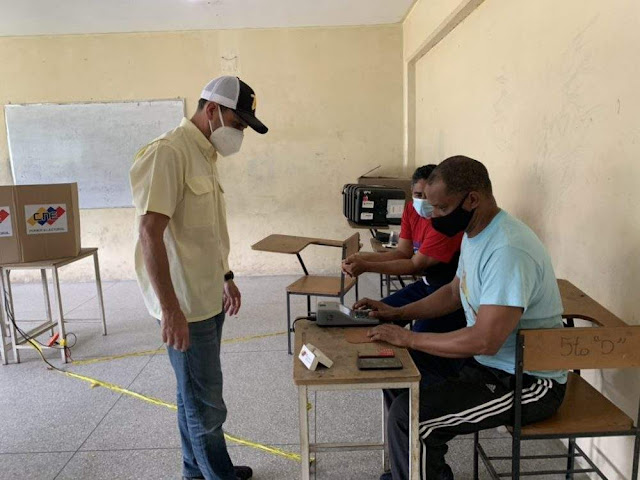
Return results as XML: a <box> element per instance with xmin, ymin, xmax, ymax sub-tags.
<box><xmin>3</xmin><ymin>269</ymin><xmax>20</xmax><ymax>364</ymax></box>
<box><xmin>51</xmin><ymin>267</ymin><xmax>68</xmax><ymax>363</ymax></box>
<box><xmin>0</xmin><ymin>269</ymin><xmax>8</xmax><ymax>338</ymax></box>
<box><xmin>385</xmin><ymin>274</ymin><xmax>391</xmax><ymax>297</ymax></box>
<box><xmin>93</xmin><ymin>252</ymin><xmax>107</xmax><ymax>335</ymax></box>
<box><xmin>0</xmin><ymin>272</ymin><xmax>7</xmax><ymax>365</ymax></box>
<box><xmin>409</xmin><ymin>382</ymin><xmax>420</xmax><ymax>480</ymax></box>
<box><xmin>41</xmin><ymin>269</ymin><xmax>54</xmax><ymax>336</ymax></box>
<box><xmin>287</xmin><ymin>293</ymin><xmax>292</xmax><ymax>355</ymax></box>
<box><xmin>299</xmin><ymin>385</ymin><xmax>310</xmax><ymax>480</ymax></box>
<box><xmin>382</xmin><ymin>390</ymin><xmax>390</xmax><ymax>471</ymax></box>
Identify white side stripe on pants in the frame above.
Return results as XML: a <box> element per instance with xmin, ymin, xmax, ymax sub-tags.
<box><xmin>419</xmin><ymin>378</ymin><xmax>552</xmax><ymax>437</ymax></box>
<box><xmin>418</xmin><ymin>378</ymin><xmax>553</xmax><ymax>480</ymax></box>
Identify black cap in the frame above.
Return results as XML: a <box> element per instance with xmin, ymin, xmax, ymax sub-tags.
<box><xmin>234</xmin><ymin>79</ymin><xmax>268</xmax><ymax>134</ymax></box>
<box><xmin>200</xmin><ymin>76</ymin><xmax>268</xmax><ymax>134</ymax></box>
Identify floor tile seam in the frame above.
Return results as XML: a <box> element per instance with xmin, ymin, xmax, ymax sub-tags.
<box><xmin>52</xmin><ymin>352</ymin><xmax>157</xmax><ymax>480</ymax></box>
<box><xmin>11</xmin><ymin>281</ymin><xmax>120</xmax><ymax>322</ymax></box>
<box><xmin>75</xmin><ymin>443</ymin><xmax>302</xmax><ymax>453</ymax></box>
<box><xmin>57</xmin><ymin>281</ymin><xmax>119</xmax><ymax>317</ymax></box>
<box><xmin>221</xmin><ymin>349</ymin><xmax>289</xmax><ymax>356</ymax></box>
<box><xmin>0</xmin><ymin>437</ymin><xmax>500</xmax><ymax>458</ymax></box>
<box><xmin>0</xmin><ymin>450</ymin><xmax>77</xmax><ymax>456</ymax></box>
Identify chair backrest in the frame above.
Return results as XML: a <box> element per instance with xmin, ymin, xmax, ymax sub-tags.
<box><xmin>340</xmin><ymin>233</ymin><xmax>361</xmax><ymax>294</ymax></box>
<box><xmin>342</xmin><ymin>232</ymin><xmax>361</xmax><ymax>261</ymax></box>
<box><xmin>520</xmin><ymin>325</ymin><xmax>640</xmax><ymax>372</ymax></box>
<box><xmin>558</xmin><ymin>279</ymin><xmax>628</xmax><ymax>328</ymax></box>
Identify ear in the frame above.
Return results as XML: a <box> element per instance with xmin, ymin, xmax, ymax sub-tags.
<box><xmin>467</xmin><ymin>191</ymin><xmax>482</xmax><ymax>209</ymax></box>
<box><xmin>205</xmin><ymin>101</ymin><xmax>217</xmax><ymax>119</ymax></box>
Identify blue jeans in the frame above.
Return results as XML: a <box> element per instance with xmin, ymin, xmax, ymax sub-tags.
<box><xmin>166</xmin><ymin>312</ymin><xmax>236</xmax><ymax>480</ymax></box>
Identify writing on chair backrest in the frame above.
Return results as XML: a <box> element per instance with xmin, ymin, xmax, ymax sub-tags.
<box><xmin>521</xmin><ymin>326</ymin><xmax>640</xmax><ymax>371</ymax></box>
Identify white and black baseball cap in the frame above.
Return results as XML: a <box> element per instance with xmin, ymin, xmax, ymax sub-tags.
<box><xmin>200</xmin><ymin>76</ymin><xmax>268</xmax><ymax>134</ymax></box>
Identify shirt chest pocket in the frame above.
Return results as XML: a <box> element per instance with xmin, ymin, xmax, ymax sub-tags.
<box><xmin>184</xmin><ymin>175</ymin><xmax>217</xmax><ymax>228</ymax></box>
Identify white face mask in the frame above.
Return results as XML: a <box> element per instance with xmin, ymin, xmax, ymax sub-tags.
<box><xmin>209</xmin><ymin>107</ymin><xmax>244</xmax><ymax>157</ymax></box>
<box><xmin>413</xmin><ymin>197</ymin><xmax>434</xmax><ymax>218</ymax></box>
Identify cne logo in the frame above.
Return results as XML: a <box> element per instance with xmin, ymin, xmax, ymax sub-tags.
<box><xmin>0</xmin><ymin>206</ymin><xmax>13</xmax><ymax>237</ymax></box>
<box><xmin>27</xmin><ymin>206</ymin><xmax>66</xmax><ymax>227</ymax></box>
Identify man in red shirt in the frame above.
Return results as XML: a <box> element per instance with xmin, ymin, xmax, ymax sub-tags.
<box><xmin>343</xmin><ymin>165</ymin><xmax>466</xmax><ymax>381</ymax></box>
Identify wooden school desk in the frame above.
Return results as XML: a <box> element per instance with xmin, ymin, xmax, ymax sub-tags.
<box><xmin>251</xmin><ymin>234</ymin><xmax>343</xmax><ymax>275</ymax></box>
<box><xmin>293</xmin><ymin>320</ymin><xmax>421</xmax><ymax>480</ymax></box>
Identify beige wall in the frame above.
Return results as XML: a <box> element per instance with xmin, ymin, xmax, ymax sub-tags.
<box><xmin>404</xmin><ymin>0</ymin><xmax>640</xmax><ymax>477</ymax></box>
<box><xmin>0</xmin><ymin>25</ymin><xmax>404</xmax><ymax>281</ymax></box>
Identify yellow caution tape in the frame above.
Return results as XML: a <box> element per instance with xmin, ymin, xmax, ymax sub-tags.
<box><xmin>222</xmin><ymin>331</ymin><xmax>286</xmax><ymax>345</ymax></box>
<box><xmin>56</xmin><ymin>368</ymin><xmax>302</xmax><ymax>462</ymax></box>
<box><xmin>59</xmin><ymin>369</ymin><xmax>178</xmax><ymax>410</ymax></box>
<box><xmin>72</xmin><ymin>331</ymin><xmax>287</xmax><ymax>366</ymax></box>
<box><xmin>224</xmin><ymin>433</ymin><xmax>301</xmax><ymax>462</ymax></box>
<box><xmin>71</xmin><ymin>348</ymin><xmax>165</xmax><ymax>366</ymax></box>
<box><xmin>52</xmin><ymin>331</ymin><xmax>305</xmax><ymax>463</ymax></box>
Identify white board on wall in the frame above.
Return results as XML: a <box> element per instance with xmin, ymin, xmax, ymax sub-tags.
<box><xmin>5</xmin><ymin>99</ymin><xmax>185</xmax><ymax>209</ymax></box>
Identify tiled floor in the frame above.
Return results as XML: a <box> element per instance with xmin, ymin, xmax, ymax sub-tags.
<box><xmin>0</xmin><ymin>275</ymin><xmax>577</xmax><ymax>479</ymax></box>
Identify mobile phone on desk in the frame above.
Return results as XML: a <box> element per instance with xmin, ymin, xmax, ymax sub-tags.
<box><xmin>357</xmin><ymin>357</ymin><xmax>403</xmax><ymax>370</ymax></box>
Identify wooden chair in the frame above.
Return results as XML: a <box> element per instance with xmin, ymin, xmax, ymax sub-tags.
<box><xmin>286</xmin><ymin>232</ymin><xmax>360</xmax><ymax>354</ymax></box>
<box><xmin>474</xmin><ymin>318</ymin><xmax>640</xmax><ymax>479</ymax></box>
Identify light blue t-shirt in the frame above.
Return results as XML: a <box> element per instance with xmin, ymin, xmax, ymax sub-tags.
<box><xmin>457</xmin><ymin>210</ymin><xmax>567</xmax><ymax>383</ymax></box>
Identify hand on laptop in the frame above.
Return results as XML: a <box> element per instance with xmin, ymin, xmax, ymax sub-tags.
<box><xmin>352</xmin><ymin>298</ymin><xmax>402</xmax><ymax>322</ymax></box>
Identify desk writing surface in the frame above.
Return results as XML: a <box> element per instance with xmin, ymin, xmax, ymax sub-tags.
<box><xmin>0</xmin><ymin>248</ymin><xmax>97</xmax><ymax>269</ymax></box>
<box><xmin>558</xmin><ymin>279</ymin><xmax>627</xmax><ymax>328</ymax></box>
<box><xmin>251</xmin><ymin>234</ymin><xmax>342</xmax><ymax>254</ymax></box>
<box><xmin>293</xmin><ymin>320</ymin><xmax>420</xmax><ymax>386</ymax></box>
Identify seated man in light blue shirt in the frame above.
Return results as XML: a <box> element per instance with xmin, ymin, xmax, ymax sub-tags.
<box><xmin>357</xmin><ymin>155</ymin><xmax>567</xmax><ymax>480</ymax></box>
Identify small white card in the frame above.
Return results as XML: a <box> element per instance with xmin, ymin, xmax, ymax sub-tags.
<box><xmin>0</xmin><ymin>206</ymin><xmax>13</xmax><ymax>237</ymax></box>
<box><xmin>299</xmin><ymin>343</ymin><xmax>333</xmax><ymax>371</ymax></box>
<box><xmin>362</xmin><ymin>200</ymin><xmax>374</xmax><ymax>208</ymax></box>
<box><xmin>24</xmin><ymin>204</ymin><xmax>68</xmax><ymax>235</ymax></box>
<box><xmin>360</xmin><ymin>212</ymin><xmax>374</xmax><ymax>220</ymax></box>
<box><xmin>299</xmin><ymin>344</ymin><xmax>318</xmax><ymax>370</ymax></box>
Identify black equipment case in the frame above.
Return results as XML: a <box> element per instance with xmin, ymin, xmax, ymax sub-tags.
<box><xmin>342</xmin><ymin>184</ymin><xmax>406</xmax><ymax>227</ymax></box>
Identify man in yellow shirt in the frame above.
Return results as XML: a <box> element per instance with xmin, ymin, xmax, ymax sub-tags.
<box><xmin>130</xmin><ymin>76</ymin><xmax>267</xmax><ymax>480</ymax></box>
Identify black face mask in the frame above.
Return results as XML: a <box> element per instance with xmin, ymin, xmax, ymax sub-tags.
<box><xmin>431</xmin><ymin>193</ymin><xmax>475</xmax><ymax>237</ymax></box>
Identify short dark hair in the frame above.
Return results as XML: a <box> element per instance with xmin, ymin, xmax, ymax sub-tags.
<box><xmin>412</xmin><ymin>164</ymin><xmax>437</xmax><ymax>185</ymax></box>
<box><xmin>427</xmin><ymin>155</ymin><xmax>492</xmax><ymax>195</ymax></box>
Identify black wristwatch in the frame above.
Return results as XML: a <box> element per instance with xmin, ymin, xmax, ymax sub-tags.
<box><xmin>224</xmin><ymin>271</ymin><xmax>234</xmax><ymax>282</ymax></box>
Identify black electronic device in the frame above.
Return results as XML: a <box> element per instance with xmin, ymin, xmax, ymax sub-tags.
<box><xmin>342</xmin><ymin>184</ymin><xmax>405</xmax><ymax>227</ymax></box>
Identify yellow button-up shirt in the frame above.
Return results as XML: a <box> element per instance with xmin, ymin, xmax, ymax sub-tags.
<box><xmin>130</xmin><ymin>118</ymin><xmax>230</xmax><ymax>322</ymax></box>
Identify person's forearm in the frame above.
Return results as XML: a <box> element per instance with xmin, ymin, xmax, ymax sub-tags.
<box><xmin>140</xmin><ymin>232</ymin><xmax>180</xmax><ymax>312</ymax></box>
<box><xmin>398</xmin><ymin>284</ymin><xmax>461</xmax><ymax>322</ymax></box>
<box><xmin>408</xmin><ymin>326</ymin><xmax>487</xmax><ymax>358</ymax></box>
<box><xmin>357</xmin><ymin>250</ymin><xmax>407</xmax><ymax>262</ymax></box>
<box><xmin>365</xmin><ymin>259</ymin><xmax>418</xmax><ymax>276</ymax></box>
